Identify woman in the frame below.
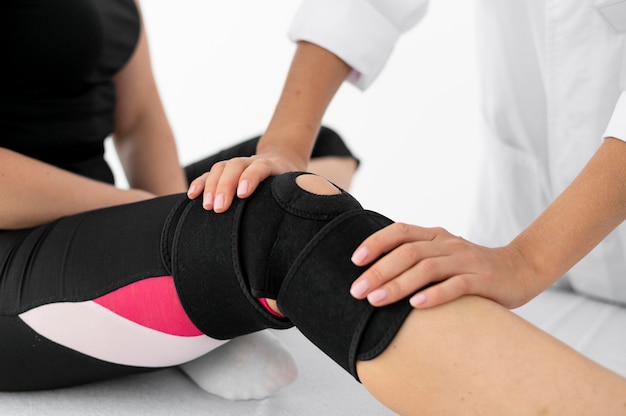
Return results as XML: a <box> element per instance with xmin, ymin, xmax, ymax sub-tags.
<box><xmin>0</xmin><ymin>0</ymin><xmax>358</xmax><ymax>400</ymax></box>
<box><xmin>3</xmin><ymin>1</ymin><xmax>626</xmax><ymax>414</ymax></box>
<box><xmin>195</xmin><ymin>0</ymin><xmax>626</xmax><ymax>413</ymax></box>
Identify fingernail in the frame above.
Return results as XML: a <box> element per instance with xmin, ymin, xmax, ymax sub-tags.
<box><xmin>237</xmin><ymin>180</ymin><xmax>249</xmax><ymax>197</ymax></box>
<box><xmin>187</xmin><ymin>185</ymin><xmax>197</xmax><ymax>197</ymax></box>
<box><xmin>368</xmin><ymin>288</ymin><xmax>387</xmax><ymax>304</ymax></box>
<box><xmin>351</xmin><ymin>247</ymin><xmax>369</xmax><ymax>264</ymax></box>
<box><xmin>203</xmin><ymin>192</ymin><xmax>214</xmax><ymax>208</ymax></box>
<box><xmin>410</xmin><ymin>293</ymin><xmax>427</xmax><ymax>307</ymax></box>
<box><xmin>214</xmin><ymin>194</ymin><xmax>225</xmax><ymax>211</ymax></box>
<box><xmin>350</xmin><ymin>280</ymin><xmax>369</xmax><ymax>298</ymax></box>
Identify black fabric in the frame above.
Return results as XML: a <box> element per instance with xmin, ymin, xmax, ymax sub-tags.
<box><xmin>170</xmin><ymin>172</ymin><xmax>413</xmax><ymax>380</ymax></box>
<box><xmin>0</xmin><ymin>173</ymin><xmax>415</xmax><ymax>390</ymax></box>
<box><xmin>0</xmin><ymin>193</ymin><xmax>183</xmax><ymax>390</ymax></box>
<box><xmin>0</xmin><ymin>0</ymin><xmax>140</xmax><ymax>183</ymax></box>
<box><xmin>278</xmin><ymin>209</ymin><xmax>413</xmax><ymax>379</ymax></box>
<box><xmin>244</xmin><ymin>172</ymin><xmax>364</xmax><ymax>298</ymax></box>
<box><xmin>168</xmin><ymin>172</ymin><xmax>363</xmax><ymax>339</ymax></box>
<box><xmin>0</xmin><ymin>1</ymin><xmax>356</xmax><ymax>186</ymax></box>
<box><xmin>0</xmin><ymin>0</ymin><xmax>391</xmax><ymax>392</ymax></box>
<box><xmin>164</xmin><ymin>179</ymin><xmax>298</xmax><ymax>339</ymax></box>
<box><xmin>183</xmin><ymin>126</ymin><xmax>359</xmax><ymax>184</ymax></box>
<box><xmin>0</xmin><ymin>195</ymin><xmax>178</xmax><ymax>315</ymax></box>
<box><xmin>0</xmin><ymin>316</ymin><xmax>152</xmax><ymax>392</ymax></box>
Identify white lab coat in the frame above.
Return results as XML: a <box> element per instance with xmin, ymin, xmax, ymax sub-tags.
<box><xmin>289</xmin><ymin>0</ymin><xmax>626</xmax><ymax>304</ymax></box>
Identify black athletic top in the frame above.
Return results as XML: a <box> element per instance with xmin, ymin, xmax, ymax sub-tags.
<box><xmin>0</xmin><ymin>0</ymin><xmax>140</xmax><ymax>183</ymax></box>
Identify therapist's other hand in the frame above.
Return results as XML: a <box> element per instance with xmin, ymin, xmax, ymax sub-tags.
<box><xmin>349</xmin><ymin>223</ymin><xmax>537</xmax><ymax>310</ymax></box>
<box><xmin>187</xmin><ymin>153</ymin><xmax>304</xmax><ymax>213</ymax></box>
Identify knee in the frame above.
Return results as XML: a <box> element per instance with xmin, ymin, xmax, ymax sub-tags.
<box><xmin>295</xmin><ymin>173</ymin><xmax>341</xmax><ymax>196</ymax></box>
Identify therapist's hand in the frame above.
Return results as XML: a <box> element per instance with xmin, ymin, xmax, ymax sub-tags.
<box><xmin>187</xmin><ymin>152</ymin><xmax>306</xmax><ymax>213</ymax></box>
<box><xmin>349</xmin><ymin>223</ymin><xmax>539</xmax><ymax>310</ymax></box>
<box><xmin>189</xmin><ymin>41</ymin><xmax>352</xmax><ymax>213</ymax></box>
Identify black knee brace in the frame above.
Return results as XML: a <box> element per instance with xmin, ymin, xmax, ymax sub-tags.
<box><xmin>164</xmin><ymin>172</ymin><xmax>413</xmax><ymax>380</ymax></box>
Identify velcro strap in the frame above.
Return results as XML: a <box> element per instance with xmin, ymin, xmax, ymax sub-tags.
<box><xmin>168</xmin><ymin>197</ymin><xmax>292</xmax><ymax>340</ymax></box>
<box><xmin>277</xmin><ymin>209</ymin><xmax>412</xmax><ymax>380</ymax></box>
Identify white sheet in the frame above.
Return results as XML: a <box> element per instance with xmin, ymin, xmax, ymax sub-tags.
<box><xmin>0</xmin><ymin>328</ymin><xmax>394</xmax><ymax>416</ymax></box>
<box><xmin>515</xmin><ymin>287</ymin><xmax>626</xmax><ymax>378</ymax></box>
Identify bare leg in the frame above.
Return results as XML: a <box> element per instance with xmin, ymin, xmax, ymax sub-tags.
<box><xmin>254</xmin><ymin>175</ymin><xmax>625</xmax><ymax>414</ymax></box>
<box><xmin>357</xmin><ymin>296</ymin><xmax>626</xmax><ymax>415</ymax></box>
<box><xmin>295</xmin><ymin>172</ymin><xmax>344</xmax><ymax>194</ymax></box>
<box><xmin>287</xmin><ymin>175</ymin><xmax>626</xmax><ymax>414</ymax></box>
<box><xmin>286</xmin><ymin>175</ymin><xmax>626</xmax><ymax>415</ymax></box>
<box><xmin>307</xmin><ymin>156</ymin><xmax>358</xmax><ymax>191</ymax></box>
<box><xmin>266</xmin><ymin>175</ymin><xmax>626</xmax><ymax>413</ymax></box>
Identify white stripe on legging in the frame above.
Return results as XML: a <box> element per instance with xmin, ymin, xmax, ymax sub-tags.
<box><xmin>19</xmin><ymin>301</ymin><xmax>227</xmax><ymax>368</ymax></box>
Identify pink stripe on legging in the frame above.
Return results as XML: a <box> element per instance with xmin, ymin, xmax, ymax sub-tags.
<box><xmin>94</xmin><ymin>275</ymin><xmax>203</xmax><ymax>337</ymax></box>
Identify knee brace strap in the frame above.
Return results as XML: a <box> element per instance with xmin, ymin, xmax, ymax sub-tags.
<box><xmin>164</xmin><ymin>172</ymin><xmax>363</xmax><ymax>339</ymax></box>
<box><xmin>277</xmin><ymin>209</ymin><xmax>413</xmax><ymax>380</ymax></box>
<box><xmin>165</xmin><ymin>172</ymin><xmax>413</xmax><ymax>380</ymax></box>
<box><xmin>165</xmin><ymin>193</ymin><xmax>291</xmax><ymax>340</ymax></box>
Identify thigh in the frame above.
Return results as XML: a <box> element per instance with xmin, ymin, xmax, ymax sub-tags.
<box><xmin>0</xmin><ymin>195</ymin><xmax>223</xmax><ymax>391</ymax></box>
<box><xmin>0</xmin><ymin>196</ymin><xmax>180</xmax><ymax>312</ymax></box>
<box><xmin>357</xmin><ymin>296</ymin><xmax>626</xmax><ymax>415</ymax></box>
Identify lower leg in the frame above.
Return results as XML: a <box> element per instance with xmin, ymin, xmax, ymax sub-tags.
<box><xmin>357</xmin><ymin>296</ymin><xmax>626</xmax><ymax>415</ymax></box>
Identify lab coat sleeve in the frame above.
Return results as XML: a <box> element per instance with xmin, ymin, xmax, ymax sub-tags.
<box><xmin>288</xmin><ymin>0</ymin><xmax>429</xmax><ymax>90</ymax></box>
<box><xmin>603</xmin><ymin>91</ymin><xmax>626</xmax><ymax>141</ymax></box>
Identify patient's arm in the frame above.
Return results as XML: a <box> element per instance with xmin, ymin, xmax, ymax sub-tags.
<box><xmin>112</xmin><ymin>6</ymin><xmax>187</xmax><ymax>197</ymax></box>
<box><xmin>0</xmin><ymin>147</ymin><xmax>153</xmax><ymax>229</ymax></box>
<box><xmin>0</xmin><ymin>8</ymin><xmax>183</xmax><ymax>230</ymax></box>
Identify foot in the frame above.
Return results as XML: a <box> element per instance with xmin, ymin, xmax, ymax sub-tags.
<box><xmin>179</xmin><ymin>330</ymin><xmax>298</xmax><ymax>400</ymax></box>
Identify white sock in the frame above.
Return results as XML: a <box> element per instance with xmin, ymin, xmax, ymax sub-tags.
<box><xmin>179</xmin><ymin>330</ymin><xmax>298</xmax><ymax>400</ymax></box>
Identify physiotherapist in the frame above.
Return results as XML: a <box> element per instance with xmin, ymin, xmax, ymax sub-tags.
<box><xmin>189</xmin><ymin>0</ymin><xmax>626</xmax><ymax>311</ymax></box>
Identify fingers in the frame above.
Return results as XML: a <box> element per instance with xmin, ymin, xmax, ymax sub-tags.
<box><xmin>186</xmin><ymin>174</ymin><xmax>205</xmax><ymax>199</ymax></box>
<box><xmin>207</xmin><ymin>159</ymin><xmax>255</xmax><ymax>212</ymax></box>
<box><xmin>408</xmin><ymin>274</ymin><xmax>475</xmax><ymax>309</ymax></box>
<box><xmin>351</xmin><ymin>223</ymin><xmax>441</xmax><ymax>267</ymax></box>
<box><xmin>186</xmin><ymin>157</ymin><xmax>276</xmax><ymax>213</ymax></box>
<box><xmin>351</xmin><ymin>244</ymin><xmax>462</xmax><ymax>307</ymax></box>
<box><xmin>236</xmin><ymin>158</ymin><xmax>276</xmax><ymax>197</ymax></box>
<box><xmin>350</xmin><ymin>224</ymin><xmax>482</xmax><ymax>307</ymax></box>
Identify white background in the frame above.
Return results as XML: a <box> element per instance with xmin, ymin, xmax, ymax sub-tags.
<box><xmin>107</xmin><ymin>0</ymin><xmax>481</xmax><ymax>235</ymax></box>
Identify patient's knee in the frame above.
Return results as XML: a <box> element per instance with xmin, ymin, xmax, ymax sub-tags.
<box><xmin>295</xmin><ymin>174</ymin><xmax>341</xmax><ymax>196</ymax></box>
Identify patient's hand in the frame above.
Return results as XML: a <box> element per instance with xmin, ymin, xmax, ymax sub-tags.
<box><xmin>349</xmin><ymin>223</ymin><xmax>539</xmax><ymax>310</ymax></box>
<box><xmin>187</xmin><ymin>153</ymin><xmax>303</xmax><ymax>213</ymax></box>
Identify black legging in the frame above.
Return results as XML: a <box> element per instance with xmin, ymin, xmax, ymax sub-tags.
<box><xmin>183</xmin><ymin>127</ymin><xmax>359</xmax><ymax>183</ymax></box>
<box><xmin>0</xmin><ymin>130</ymin><xmax>411</xmax><ymax>391</ymax></box>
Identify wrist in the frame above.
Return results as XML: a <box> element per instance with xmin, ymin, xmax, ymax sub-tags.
<box><xmin>502</xmin><ymin>239</ymin><xmax>558</xmax><ymax>302</ymax></box>
<box><xmin>257</xmin><ymin>125</ymin><xmax>317</xmax><ymax>171</ymax></box>
<box><xmin>258</xmin><ymin>41</ymin><xmax>349</xmax><ymax>169</ymax></box>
